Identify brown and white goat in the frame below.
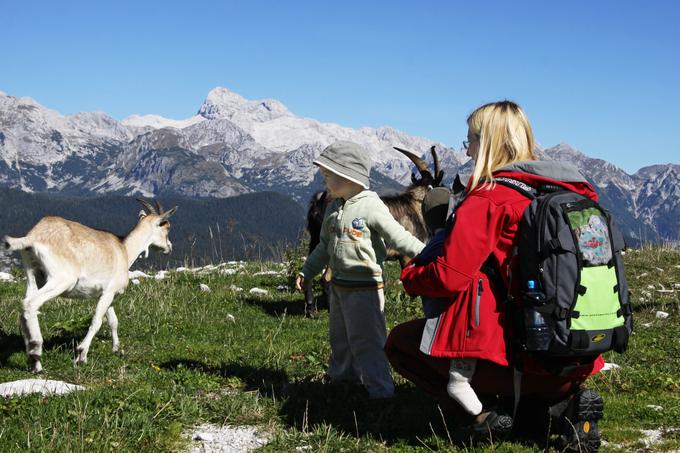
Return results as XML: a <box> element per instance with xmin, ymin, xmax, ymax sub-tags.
<box><xmin>303</xmin><ymin>146</ymin><xmax>444</xmax><ymax>315</ymax></box>
<box><xmin>2</xmin><ymin>199</ymin><xmax>177</xmax><ymax>373</ymax></box>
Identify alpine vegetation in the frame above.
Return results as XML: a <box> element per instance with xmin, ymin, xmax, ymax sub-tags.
<box><xmin>2</xmin><ymin>199</ymin><xmax>177</xmax><ymax>373</ymax></box>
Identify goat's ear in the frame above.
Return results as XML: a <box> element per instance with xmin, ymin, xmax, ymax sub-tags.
<box><xmin>138</xmin><ymin>209</ymin><xmax>147</xmax><ymax>219</ymax></box>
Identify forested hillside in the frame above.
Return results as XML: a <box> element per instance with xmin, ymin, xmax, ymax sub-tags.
<box><xmin>0</xmin><ymin>188</ymin><xmax>305</xmax><ymax>267</ymax></box>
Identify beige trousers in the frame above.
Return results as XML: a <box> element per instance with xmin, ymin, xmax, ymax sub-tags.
<box><xmin>327</xmin><ymin>284</ymin><xmax>394</xmax><ymax>399</ymax></box>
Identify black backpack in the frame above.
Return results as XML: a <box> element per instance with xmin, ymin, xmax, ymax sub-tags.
<box><xmin>495</xmin><ymin>177</ymin><xmax>634</xmax><ymax>366</ymax></box>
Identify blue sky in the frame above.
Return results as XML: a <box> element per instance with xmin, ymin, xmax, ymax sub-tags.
<box><xmin>2</xmin><ymin>0</ymin><xmax>678</xmax><ymax>173</ymax></box>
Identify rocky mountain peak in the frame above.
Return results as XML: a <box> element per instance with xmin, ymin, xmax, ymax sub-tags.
<box><xmin>635</xmin><ymin>163</ymin><xmax>680</xmax><ymax>179</ymax></box>
<box><xmin>546</xmin><ymin>143</ymin><xmax>585</xmax><ymax>158</ymax></box>
<box><xmin>198</xmin><ymin>87</ymin><xmax>291</xmax><ymax>122</ymax></box>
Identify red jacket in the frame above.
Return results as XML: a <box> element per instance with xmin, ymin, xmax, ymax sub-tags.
<box><xmin>400</xmin><ymin>166</ymin><xmax>604</xmax><ymax>375</ymax></box>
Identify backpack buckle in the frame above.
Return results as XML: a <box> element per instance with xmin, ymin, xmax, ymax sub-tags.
<box><xmin>554</xmin><ymin>307</ymin><xmax>568</xmax><ymax>320</ymax></box>
<box><xmin>617</xmin><ymin>304</ymin><xmax>633</xmax><ymax>317</ymax></box>
<box><xmin>554</xmin><ymin>307</ymin><xmax>578</xmax><ymax>320</ymax></box>
<box><xmin>546</xmin><ymin>238</ymin><xmax>561</xmax><ymax>252</ymax></box>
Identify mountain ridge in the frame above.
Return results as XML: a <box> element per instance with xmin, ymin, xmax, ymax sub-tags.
<box><xmin>0</xmin><ymin>87</ymin><xmax>677</xmax><ymax>244</ymax></box>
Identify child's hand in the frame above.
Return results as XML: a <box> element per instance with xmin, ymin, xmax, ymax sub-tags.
<box><xmin>295</xmin><ymin>275</ymin><xmax>306</xmax><ymax>292</ymax></box>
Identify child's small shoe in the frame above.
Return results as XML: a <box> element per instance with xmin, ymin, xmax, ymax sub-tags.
<box><xmin>454</xmin><ymin>409</ymin><xmax>513</xmax><ymax>445</ymax></box>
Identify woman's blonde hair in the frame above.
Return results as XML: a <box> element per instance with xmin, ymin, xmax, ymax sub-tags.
<box><xmin>467</xmin><ymin>100</ymin><xmax>536</xmax><ymax>192</ymax></box>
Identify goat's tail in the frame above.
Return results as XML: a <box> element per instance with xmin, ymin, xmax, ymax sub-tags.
<box><xmin>2</xmin><ymin>236</ymin><xmax>31</xmax><ymax>252</ymax></box>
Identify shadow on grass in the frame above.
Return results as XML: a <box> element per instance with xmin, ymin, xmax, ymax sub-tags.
<box><xmin>279</xmin><ymin>379</ymin><xmax>464</xmax><ymax>446</ymax></box>
<box><xmin>241</xmin><ymin>290</ymin><xmax>329</xmax><ymax>318</ymax></box>
<box><xmin>0</xmin><ymin>329</ymin><xmax>23</xmax><ymax>366</ymax></box>
<box><xmin>280</xmin><ymin>379</ymin><xmax>556</xmax><ymax>449</ymax></box>
<box><xmin>159</xmin><ymin>358</ymin><xmax>289</xmax><ymax>398</ymax></box>
<box><xmin>157</xmin><ymin>358</ymin><xmax>558</xmax><ymax>448</ymax></box>
<box><xmin>0</xmin><ymin>327</ymin><xmax>87</xmax><ymax>368</ymax></box>
<box><xmin>241</xmin><ymin>297</ymin><xmax>308</xmax><ymax>317</ymax></box>
<box><xmin>158</xmin><ymin>357</ymin><xmax>466</xmax><ymax>447</ymax></box>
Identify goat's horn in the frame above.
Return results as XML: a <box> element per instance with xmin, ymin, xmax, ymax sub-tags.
<box><xmin>393</xmin><ymin>147</ymin><xmax>432</xmax><ymax>177</ymax></box>
<box><xmin>136</xmin><ymin>198</ymin><xmax>157</xmax><ymax>214</ymax></box>
<box><xmin>431</xmin><ymin>146</ymin><xmax>442</xmax><ymax>181</ymax></box>
<box><xmin>154</xmin><ymin>199</ymin><xmax>164</xmax><ymax>215</ymax></box>
<box><xmin>161</xmin><ymin>206</ymin><xmax>178</xmax><ymax>220</ymax></box>
<box><xmin>432</xmin><ymin>146</ymin><xmax>445</xmax><ymax>185</ymax></box>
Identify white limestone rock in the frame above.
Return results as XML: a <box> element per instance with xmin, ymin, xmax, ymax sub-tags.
<box><xmin>0</xmin><ymin>379</ymin><xmax>85</xmax><ymax>397</ymax></box>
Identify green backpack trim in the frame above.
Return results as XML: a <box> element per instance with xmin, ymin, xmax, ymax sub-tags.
<box><xmin>571</xmin><ymin>265</ymin><xmax>625</xmax><ymax>331</ymax></box>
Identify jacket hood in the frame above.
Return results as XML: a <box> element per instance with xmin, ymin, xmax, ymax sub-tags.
<box><xmin>493</xmin><ymin>160</ymin><xmax>598</xmax><ymax>200</ymax></box>
<box><xmin>497</xmin><ymin>160</ymin><xmax>585</xmax><ymax>181</ymax></box>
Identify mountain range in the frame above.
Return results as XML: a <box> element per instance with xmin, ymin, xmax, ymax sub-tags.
<box><xmin>0</xmin><ymin>87</ymin><xmax>677</xmax><ymax>245</ymax></box>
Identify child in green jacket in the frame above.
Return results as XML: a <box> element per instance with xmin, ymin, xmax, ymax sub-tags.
<box><xmin>296</xmin><ymin>140</ymin><xmax>425</xmax><ymax>399</ymax></box>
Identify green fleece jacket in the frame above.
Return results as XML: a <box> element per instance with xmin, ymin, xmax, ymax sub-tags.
<box><xmin>300</xmin><ymin>190</ymin><xmax>425</xmax><ymax>285</ymax></box>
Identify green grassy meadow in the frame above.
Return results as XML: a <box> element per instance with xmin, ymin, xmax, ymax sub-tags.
<box><xmin>0</xmin><ymin>246</ymin><xmax>679</xmax><ymax>452</ymax></box>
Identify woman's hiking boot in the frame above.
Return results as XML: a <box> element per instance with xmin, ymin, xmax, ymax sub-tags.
<box><xmin>552</xmin><ymin>388</ymin><xmax>604</xmax><ymax>452</ymax></box>
<box><xmin>454</xmin><ymin>409</ymin><xmax>513</xmax><ymax>445</ymax></box>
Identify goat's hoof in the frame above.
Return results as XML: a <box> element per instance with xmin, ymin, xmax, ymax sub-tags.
<box><xmin>75</xmin><ymin>356</ymin><xmax>88</xmax><ymax>365</ymax></box>
<box><xmin>74</xmin><ymin>348</ymin><xmax>88</xmax><ymax>365</ymax></box>
<box><xmin>112</xmin><ymin>347</ymin><xmax>123</xmax><ymax>356</ymax></box>
<box><xmin>28</xmin><ymin>355</ymin><xmax>42</xmax><ymax>373</ymax></box>
<box><xmin>304</xmin><ymin>304</ymin><xmax>319</xmax><ymax>319</ymax></box>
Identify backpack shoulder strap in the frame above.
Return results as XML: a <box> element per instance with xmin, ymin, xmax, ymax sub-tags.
<box><xmin>494</xmin><ymin>177</ymin><xmax>538</xmax><ymax>199</ymax></box>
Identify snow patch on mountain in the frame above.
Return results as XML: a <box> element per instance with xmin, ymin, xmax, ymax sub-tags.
<box><xmin>0</xmin><ymin>91</ymin><xmax>131</xmax><ymax>168</ymax></box>
<box><xmin>122</xmin><ymin>114</ymin><xmax>205</xmax><ymax>130</ymax></box>
<box><xmin>542</xmin><ymin>143</ymin><xmax>637</xmax><ymax>191</ymax></box>
<box><xmin>196</xmin><ymin>87</ymin><xmax>448</xmax><ymax>184</ymax></box>
<box><xmin>198</xmin><ymin>87</ymin><xmax>292</xmax><ymax>123</ymax></box>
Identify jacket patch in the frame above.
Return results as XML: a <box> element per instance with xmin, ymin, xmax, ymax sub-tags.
<box><xmin>343</xmin><ymin>226</ymin><xmax>363</xmax><ymax>238</ymax></box>
<box><xmin>352</xmin><ymin>217</ymin><xmax>365</xmax><ymax>229</ymax></box>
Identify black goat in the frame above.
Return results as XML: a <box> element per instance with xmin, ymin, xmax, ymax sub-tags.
<box><xmin>303</xmin><ymin>146</ymin><xmax>444</xmax><ymax>316</ymax></box>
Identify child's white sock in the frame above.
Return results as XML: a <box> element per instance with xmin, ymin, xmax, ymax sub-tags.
<box><xmin>446</xmin><ymin>359</ymin><xmax>483</xmax><ymax>416</ymax></box>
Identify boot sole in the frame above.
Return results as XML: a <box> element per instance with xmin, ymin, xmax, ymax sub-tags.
<box><xmin>561</xmin><ymin>389</ymin><xmax>604</xmax><ymax>453</ymax></box>
<box><xmin>576</xmin><ymin>389</ymin><xmax>604</xmax><ymax>422</ymax></box>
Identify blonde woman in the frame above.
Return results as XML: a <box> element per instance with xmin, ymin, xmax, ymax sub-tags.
<box><xmin>387</xmin><ymin>101</ymin><xmax>605</xmax><ymax>450</ymax></box>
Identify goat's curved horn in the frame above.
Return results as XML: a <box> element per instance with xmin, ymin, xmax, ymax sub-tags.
<box><xmin>392</xmin><ymin>146</ymin><xmax>434</xmax><ymax>179</ymax></box>
<box><xmin>160</xmin><ymin>206</ymin><xmax>178</xmax><ymax>221</ymax></box>
<box><xmin>393</xmin><ymin>147</ymin><xmax>432</xmax><ymax>177</ymax></box>
<box><xmin>431</xmin><ymin>146</ymin><xmax>444</xmax><ymax>185</ymax></box>
<box><xmin>136</xmin><ymin>198</ymin><xmax>157</xmax><ymax>215</ymax></box>
<box><xmin>154</xmin><ymin>199</ymin><xmax>164</xmax><ymax>215</ymax></box>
